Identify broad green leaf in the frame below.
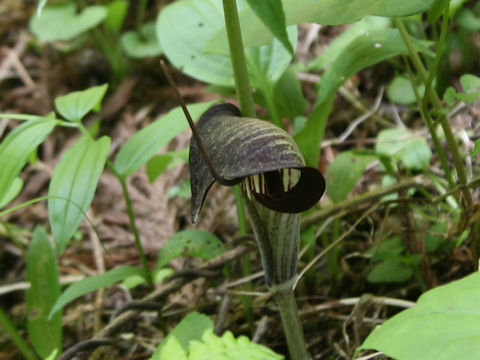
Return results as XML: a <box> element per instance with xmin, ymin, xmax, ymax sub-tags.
<box><xmin>55</xmin><ymin>84</ymin><xmax>108</xmax><ymax>122</ymax></box>
<box><xmin>48</xmin><ymin>136</ymin><xmax>110</xmax><ymax>255</ymax></box>
<box><xmin>156</xmin><ymin>230</ymin><xmax>225</xmax><ymax>269</ymax></box>
<box><xmin>188</xmin><ymin>330</ymin><xmax>284</xmax><ymax>360</ymax></box>
<box><xmin>457</xmin><ymin>8</ymin><xmax>480</xmax><ymax>32</ymax></box>
<box><xmin>114</xmin><ymin>101</ymin><xmax>215</xmax><ymax>178</ymax></box>
<box><xmin>49</xmin><ymin>265</ymin><xmax>143</xmax><ymax>318</ymax></box>
<box><xmin>26</xmin><ymin>226</ymin><xmax>62</xmax><ymax>358</ymax></box>
<box><xmin>358</xmin><ymin>272</ymin><xmax>480</xmax><ymax>359</ymax></box>
<box><xmin>326</xmin><ymin>151</ymin><xmax>376</xmax><ymax>202</ymax></box>
<box><xmin>246</xmin><ymin>0</ymin><xmax>293</xmax><ymax>55</ymax></box>
<box><xmin>104</xmin><ymin>0</ymin><xmax>128</xmax><ymax>33</ymax></box>
<box><xmin>387</xmin><ymin>76</ymin><xmax>425</xmax><ymax>105</ymax></box>
<box><xmin>425</xmin><ymin>222</ymin><xmax>448</xmax><ymax>252</ymax></box>
<box><xmin>151</xmin><ymin>312</ymin><xmax>214</xmax><ymax>358</ymax></box>
<box><xmin>375</xmin><ymin>128</ymin><xmax>432</xmax><ymax>170</ymax></box>
<box><xmin>158</xmin><ymin>336</ymin><xmax>188</xmax><ymax>360</ymax></box>
<box><xmin>156</xmin><ymin>0</ymin><xmax>296</xmax><ymax>86</ymax></box>
<box><xmin>365</xmin><ymin>236</ymin><xmax>405</xmax><ymax>260</ymax></box>
<box><xmin>121</xmin><ymin>21</ymin><xmax>162</xmax><ymax>58</ymax></box>
<box><xmin>206</xmin><ymin>0</ymin><xmax>435</xmax><ymax>54</ymax></box>
<box><xmin>307</xmin><ymin>17</ymin><xmax>390</xmax><ymax>70</ymax></box>
<box><xmin>29</xmin><ymin>2</ymin><xmax>107</xmax><ymax>42</ymax></box>
<box><xmin>0</xmin><ymin>117</ymin><xmax>56</xmax><ymax>208</ymax></box>
<box><xmin>367</xmin><ymin>259</ymin><xmax>412</xmax><ymax>283</ymax></box>
<box><xmin>146</xmin><ymin>148</ymin><xmax>189</xmax><ymax>183</ymax></box>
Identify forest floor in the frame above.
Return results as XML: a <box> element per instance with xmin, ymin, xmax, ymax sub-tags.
<box><xmin>1</xmin><ymin>1</ymin><xmax>480</xmax><ymax>360</ymax></box>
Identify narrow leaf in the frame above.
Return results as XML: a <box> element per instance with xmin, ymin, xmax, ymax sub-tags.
<box><xmin>55</xmin><ymin>84</ymin><xmax>108</xmax><ymax>122</ymax></box>
<box><xmin>156</xmin><ymin>230</ymin><xmax>225</xmax><ymax>269</ymax></box>
<box><xmin>296</xmin><ymin>29</ymin><xmax>433</xmax><ymax>167</ymax></box>
<box><xmin>0</xmin><ymin>117</ymin><xmax>56</xmax><ymax>208</ymax></box>
<box><xmin>26</xmin><ymin>226</ymin><xmax>62</xmax><ymax>358</ymax></box>
<box><xmin>114</xmin><ymin>101</ymin><xmax>215</xmax><ymax>178</ymax></box>
<box><xmin>49</xmin><ymin>136</ymin><xmax>110</xmax><ymax>255</ymax></box>
<box><xmin>246</xmin><ymin>0</ymin><xmax>293</xmax><ymax>54</ymax></box>
<box><xmin>49</xmin><ymin>266</ymin><xmax>143</xmax><ymax>318</ymax></box>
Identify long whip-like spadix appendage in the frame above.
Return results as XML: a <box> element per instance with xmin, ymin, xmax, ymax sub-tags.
<box><xmin>160</xmin><ymin>60</ymin><xmax>236</xmax><ymax>187</ymax></box>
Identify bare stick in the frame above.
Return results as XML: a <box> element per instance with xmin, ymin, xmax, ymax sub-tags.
<box><xmin>160</xmin><ymin>60</ymin><xmax>234</xmax><ymax>186</ymax></box>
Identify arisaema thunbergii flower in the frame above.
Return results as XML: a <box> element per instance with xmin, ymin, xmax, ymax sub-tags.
<box><xmin>189</xmin><ymin>103</ymin><xmax>325</xmax><ymax>287</ymax></box>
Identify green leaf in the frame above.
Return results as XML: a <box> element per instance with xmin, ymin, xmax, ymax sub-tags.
<box><xmin>121</xmin><ymin>21</ymin><xmax>162</xmax><ymax>58</ymax></box>
<box><xmin>471</xmin><ymin>139</ymin><xmax>480</xmax><ymax>157</ymax></box>
<box><xmin>104</xmin><ymin>0</ymin><xmax>128</xmax><ymax>34</ymax></box>
<box><xmin>0</xmin><ymin>177</ymin><xmax>23</xmax><ymax>209</ymax></box>
<box><xmin>114</xmin><ymin>101</ymin><xmax>215</xmax><ymax>178</ymax></box>
<box><xmin>49</xmin><ymin>266</ymin><xmax>143</xmax><ymax>319</ymax></box>
<box><xmin>425</xmin><ymin>222</ymin><xmax>448</xmax><ymax>252</ymax></box>
<box><xmin>272</xmin><ymin>67</ymin><xmax>307</xmax><ymax>119</ymax></box>
<box><xmin>246</xmin><ymin>0</ymin><xmax>293</xmax><ymax>55</ymax></box>
<box><xmin>156</xmin><ymin>0</ymin><xmax>295</xmax><ymax>86</ymax></box>
<box><xmin>122</xmin><ymin>268</ymin><xmax>173</xmax><ymax>289</ymax></box>
<box><xmin>375</xmin><ymin>128</ymin><xmax>432</xmax><ymax>170</ymax></box>
<box><xmin>245</xmin><ymin>26</ymin><xmax>297</xmax><ymax>86</ymax></box>
<box><xmin>307</xmin><ymin>17</ymin><xmax>391</xmax><ymax>71</ymax></box>
<box><xmin>151</xmin><ymin>312</ymin><xmax>214</xmax><ymax>358</ymax></box>
<box><xmin>36</xmin><ymin>0</ymin><xmax>48</xmax><ymax>16</ymax></box>
<box><xmin>55</xmin><ymin>84</ymin><xmax>108</xmax><ymax>122</ymax></box>
<box><xmin>296</xmin><ymin>28</ymin><xmax>432</xmax><ymax>167</ymax></box>
<box><xmin>365</xmin><ymin>236</ymin><xmax>405</xmax><ymax>260</ymax></box>
<box><xmin>316</xmin><ymin>29</ymin><xmax>433</xmax><ymax>104</ymax></box>
<box><xmin>188</xmin><ymin>330</ymin><xmax>284</xmax><ymax>360</ymax></box>
<box><xmin>156</xmin><ymin>230</ymin><xmax>225</xmax><ymax>269</ymax></box>
<box><xmin>367</xmin><ymin>259</ymin><xmax>413</xmax><ymax>283</ymax></box>
<box><xmin>326</xmin><ymin>151</ymin><xmax>376</xmax><ymax>202</ymax></box>
<box><xmin>48</xmin><ymin>136</ymin><xmax>110</xmax><ymax>255</ymax></box>
<box><xmin>29</xmin><ymin>2</ymin><xmax>107</xmax><ymax>42</ymax></box>
<box><xmin>158</xmin><ymin>336</ymin><xmax>188</xmax><ymax>360</ymax></box>
<box><xmin>387</xmin><ymin>75</ymin><xmax>425</xmax><ymax>105</ymax></box>
<box><xmin>358</xmin><ymin>272</ymin><xmax>480</xmax><ymax>359</ymax></box>
<box><xmin>0</xmin><ymin>117</ymin><xmax>56</xmax><ymax>208</ymax></box>
<box><xmin>206</xmin><ymin>0</ymin><xmax>435</xmax><ymax>54</ymax></box>
<box><xmin>146</xmin><ymin>148</ymin><xmax>189</xmax><ymax>183</ymax></box>
<box><xmin>26</xmin><ymin>226</ymin><xmax>62</xmax><ymax>358</ymax></box>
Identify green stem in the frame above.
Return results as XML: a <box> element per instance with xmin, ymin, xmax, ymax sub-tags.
<box><xmin>271</xmin><ymin>283</ymin><xmax>311</xmax><ymax>360</ymax></box>
<box><xmin>394</xmin><ymin>18</ymin><xmax>472</xmax><ymax>207</ymax></box>
<box><xmin>222</xmin><ymin>0</ymin><xmax>255</xmax><ymax>118</ymax></box>
<box><xmin>108</xmin><ymin>162</ymin><xmax>154</xmax><ymax>289</ymax></box>
<box><xmin>394</xmin><ymin>16</ymin><xmax>476</xmax><ymax>267</ymax></box>
<box><xmin>136</xmin><ymin>0</ymin><xmax>148</xmax><ymax>29</ymax></box>
<box><xmin>0</xmin><ymin>308</ymin><xmax>38</xmax><ymax>360</ymax></box>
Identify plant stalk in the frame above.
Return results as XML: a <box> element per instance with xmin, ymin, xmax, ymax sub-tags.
<box><xmin>222</xmin><ymin>0</ymin><xmax>255</xmax><ymax>118</ymax></box>
<box><xmin>271</xmin><ymin>282</ymin><xmax>311</xmax><ymax>360</ymax></box>
<box><xmin>394</xmin><ymin>17</ymin><xmax>477</xmax><ymax>267</ymax></box>
<box><xmin>0</xmin><ymin>308</ymin><xmax>38</xmax><ymax>360</ymax></box>
<box><xmin>394</xmin><ymin>18</ymin><xmax>473</xmax><ymax>208</ymax></box>
<box><xmin>108</xmin><ymin>162</ymin><xmax>154</xmax><ymax>289</ymax></box>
